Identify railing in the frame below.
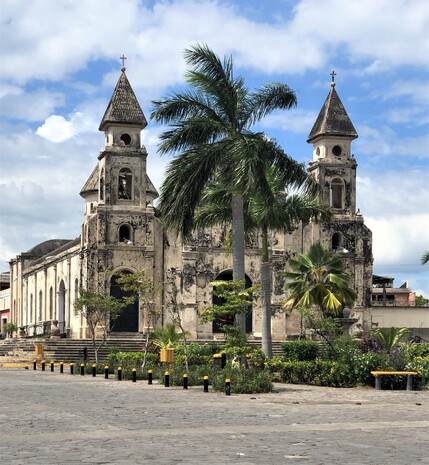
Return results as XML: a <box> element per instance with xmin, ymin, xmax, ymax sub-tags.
<box><xmin>372</xmin><ymin>301</ymin><xmax>413</xmax><ymax>307</ymax></box>
<box><xmin>18</xmin><ymin>320</ymin><xmax>66</xmax><ymax>338</ymax></box>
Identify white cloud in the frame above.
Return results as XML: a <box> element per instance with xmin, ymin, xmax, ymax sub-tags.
<box><xmin>2</xmin><ymin>0</ymin><xmax>428</xmax><ymax>90</ymax></box>
<box><xmin>36</xmin><ymin>111</ymin><xmax>98</xmax><ymax>143</ymax></box>
<box><xmin>0</xmin><ymin>87</ymin><xmax>64</xmax><ymax>122</ymax></box>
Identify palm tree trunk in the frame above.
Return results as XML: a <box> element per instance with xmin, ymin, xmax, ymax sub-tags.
<box><xmin>261</xmin><ymin>224</ymin><xmax>273</xmax><ymax>357</ymax></box>
<box><xmin>231</xmin><ymin>192</ymin><xmax>246</xmax><ymax>334</ymax></box>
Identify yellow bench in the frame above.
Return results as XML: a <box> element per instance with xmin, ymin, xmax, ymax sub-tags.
<box><xmin>371</xmin><ymin>371</ymin><xmax>418</xmax><ymax>391</ymax></box>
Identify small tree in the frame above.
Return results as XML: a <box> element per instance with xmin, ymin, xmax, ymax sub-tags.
<box><xmin>201</xmin><ymin>280</ymin><xmax>260</xmax><ymax>364</ymax></box>
<box><xmin>165</xmin><ymin>277</ymin><xmax>191</xmax><ymax>371</ymax></box>
<box><xmin>114</xmin><ymin>270</ymin><xmax>161</xmax><ymax>370</ymax></box>
<box><xmin>74</xmin><ymin>289</ymin><xmax>125</xmax><ymax>364</ymax></box>
<box><xmin>3</xmin><ymin>322</ymin><xmax>18</xmax><ymax>338</ymax></box>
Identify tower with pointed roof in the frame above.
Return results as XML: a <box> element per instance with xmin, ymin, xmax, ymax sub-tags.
<box><xmin>306</xmin><ymin>76</ymin><xmax>373</xmax><ymax>316</ymax></box>
<box><xmin>79</xmin><ymin>66</ymin><xmax>163</xmax><ymax>333</ymax></box>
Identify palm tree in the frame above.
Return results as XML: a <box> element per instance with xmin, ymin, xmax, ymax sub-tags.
<box><xmin>151</xmin><ymin>44</ymin><xmax>304</xmax><ymax>333</ymax></box>
<box><xmin>422</xmin><ymin>251</ymin><xmax>429</xmax><ymax>265</ymax></box>
<box><xmin>283</xmin><ymin>242</ymin><xmax>357</xmax><ymax>317</ymax></box>
<box><xmin>195</xmin><ymin>164</ymin><xmax>331</xmax><ymax>356</ymax></box>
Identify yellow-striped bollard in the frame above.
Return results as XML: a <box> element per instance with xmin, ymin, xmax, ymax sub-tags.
<box><xmin>164</xmin><ymin>371</ymin><xmax>170</xmax><ymax>387</ymax></box>
<box><xmin>92</xmin><ymin>363</ymin><xmax>97</xmax><ymax>377</ymax></box>
<box><xmin>203</xmin><ymin>375</ymin><xmax>209</xmax><ymax>392</ymax></box>
<box><xmin>225</xmin><ymin>378</ymin><xmax>231</xmax><ymax>396</ymax></box>
<box><xmin>117</xmin><ymin>367</ymin><xmax>122</xmax><ymax>381</ymax></box>
<box><xmin>104</xmin><ymin>365</ymin><xmax>109</xmax><ymax>379</ymax></box>
<box><xmin>80</xmin><ymin>363</ymin><xmax>85</xmax><ymax>376</ymax></box>
<box><xmin>148</xmin><ymin>370</ymin><xmax>153</xmax><ymax>385</ymax></box>
<box><xmin>132</xmin><ymin>368</ymin><xmax>137</xmax><ymax>383</ymax></box>
<box><xmin>183</xmin><ymin>373</ymin><xmax>188</xmax><ymax>390</ymax></box>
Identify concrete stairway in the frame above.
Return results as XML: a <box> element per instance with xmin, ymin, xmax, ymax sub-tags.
<box><xmin>0</xmin><ymin>337</ymin><xmax>285</xmax><ymax>363</ymax></box>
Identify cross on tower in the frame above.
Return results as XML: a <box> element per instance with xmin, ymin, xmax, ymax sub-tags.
<box><xmin>120</xmin><ymin>55</ymin><xmax>127</xmax><ymax>68</ymax></box>
<box><xmin>330</xmin><ymin>70</ymin><xmax>337</xmax><ymax>83</ymax></box>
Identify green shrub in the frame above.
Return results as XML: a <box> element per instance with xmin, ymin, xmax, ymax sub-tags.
<box><xmin>281</xmin><ymin>340</ymin><xmax>319</xmax><ymax>361</ymax></box>
<box><xmin>406</xmin><ymin>356</ymin><xmax>429</xmax><ymax>389</ymax></box>
<box><xmin>281</xmin><ymin>359</ymin><xmax>354</xmax><ymax>387</ymax></box>
<box><xmin>211</xmin><ymin>367</ymin><xmax>273</xmax><ymax>394</ymax></box>
<box><xmin>174</xmin><ymin>342</ymin><xmax>219</xmax><ymax>367</ymax></box>
<box><xmin>107</xmin><ymin>351</ymin><xmax>159</xmax><ymax>371</ymax></box>
<box><xmin>402</xmin><ymin>342</ymin><xmax>429</xmax><ymax>359</ymax></box>
<box><xmin>351</xmin><ymin>352</ymin><xmax>393</xmax><ymax>386</ymax></box>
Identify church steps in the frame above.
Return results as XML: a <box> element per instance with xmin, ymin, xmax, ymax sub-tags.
<box><xmin>0</xmin><ymin>338</ymin><xmax>285</xmax><ymax>362</ymax></box>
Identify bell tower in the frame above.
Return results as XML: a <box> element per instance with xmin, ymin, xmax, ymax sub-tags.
<box><xmin>306</xmin><ymin>73</ymin><xmax>373</xmax><ymax>321</ymax></box>
<box><xmin>79</xmin><ymin>61</ymin><xmax>163</xmax><ymax>333</ymax></box>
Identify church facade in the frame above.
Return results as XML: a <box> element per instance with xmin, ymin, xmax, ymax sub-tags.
<box><xmin>9</xmin><ymin>69</ymin><xmax>373</xmax><ymax>340</ymax></box>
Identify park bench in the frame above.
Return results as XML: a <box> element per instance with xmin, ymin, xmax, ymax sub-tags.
<box><xmin>371</xmin><ymin>371</ymin><xmax>418</xmax><ymax>391</ymax></box>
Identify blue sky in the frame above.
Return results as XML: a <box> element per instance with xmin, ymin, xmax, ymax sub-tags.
<box><xmin>1</xmin><ymin>0</ymin><xmax>428</xmax><ymax>296</ymax></box>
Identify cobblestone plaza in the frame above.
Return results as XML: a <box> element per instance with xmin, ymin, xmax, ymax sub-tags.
<box><xmin>0</xmin><ymin>368</ymin><xmax>427</xmax><ymax>464</ymax></box>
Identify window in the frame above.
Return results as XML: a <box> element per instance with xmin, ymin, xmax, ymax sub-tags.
<box><xmin>332</xmin><ymin>232</ymin><xmax>343</xmax><ymax>250</ymax></box>
<box><xmin>118</xmin><ymin>168</ymin><xmax>132</xmax><ymax>200</ymax></box>
<box><xmin>120</xmin><ymin>133</ymin><xmax>132</xmax><ymax>145</ymax></box>
<box><xmin>119</xmin><ymin>224</ymin><xmax>133</xmax><ymax>244</ymax></box>
<box><xmin>100</xmin><ymin>169</ymin><xmax>104</xmax><ymax>201</ymax></box>
<box><xmin>330</xmin><ymin>178</ymin><xmax>344</xmax><ymax>209</ymax></box>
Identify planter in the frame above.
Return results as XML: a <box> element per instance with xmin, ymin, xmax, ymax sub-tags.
<box><xmin>160</xmin><ymin>348</ymin><xmax>175</xmax><ymax>363</ymax></box>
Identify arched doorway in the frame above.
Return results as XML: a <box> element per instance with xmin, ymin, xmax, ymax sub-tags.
<box><xmin>110</xmin><ymin>272</ymin><xmax>139</xmax><ymax>332</ymax></box>
<box><xmin>212</xmin><ymin>270</ymin><xmax>253</xmax><ymax>333</ymax></box>
<box><xmin>58</xmin><ymin>280</ymin><xmax>66</xmax><ymax>334</ymax></box>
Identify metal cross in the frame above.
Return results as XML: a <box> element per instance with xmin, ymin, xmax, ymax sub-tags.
<box><xmin>330</xmin><ymin>70</ymin><xmax>337</xmax><ymax>83</ymax></box>
<box><xmin>120</xmin><ymin>55</ymin><xmax>127</xmax><ymax>67</ymax></box>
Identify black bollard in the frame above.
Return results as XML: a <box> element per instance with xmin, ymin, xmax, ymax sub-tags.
<box><xmin>221</xmin><ymin>352</ymin><xmax>226</xmax><ymax>369</ymax></box>
<box><xmin>80</xmin><ymin>363</ymin><xmax>85</xmax><ymax>376</ymax></box>
<box><xmin>164</xmin><ymin>371</ymin><xmax>170</xmax><ymax>388</ymax></box>
<box><xmin>70</xmin><ymin>363</ymin><xmax>74</xmax><ymax>375</ymax></box>
<box><xmin>183</xmin><ymin>373</ymin><xmax>189</xmax><ymax>389</ymax></box>
<box><xmin>203</xmin><ymin>375</ymin><xmax>209</xmax><ymax>393</ymax></box>
<box><xmin>148</xmin><ymin>370</ymin><xmax>153</xmax><ymax>385</ymax></box>
<box><xmin>92</xmin><ymin>364</ymin><xmax>97</xmax><ymax>377</ymax></box>
<box><xmin>60</xmin><ymin>362</ymin><xmax>64</xmax><ymax>374</ymax></box>
<box><xmin>225</xmin><ymin>378</ymin><xmax>231</xmax><ymax>396</ymax></box>
<box><xmin>41</xmin><ymin>360</ymin><xmax>46</xmax><ymax>371</ymax></box>
<box><xmin>104</xmin><ymin>366</ymin><xmax>109</xmax><ymax>379</ymax></box>
<box><xmin>50</xmin><ymin>361</ymin><xmax>55</xmax><ymax>372</ymax></box>
<box><xmin>117</xmin><ymin>367</ymin><xmax>122</xmax><ymax>381</ymax></box>
<box><xmin>33</xmin><ymin>360</ymin><xmax>37</xmax><ymax>371</ymax></box>
<box><xmin>132</xmin><ymin>368</ymin><xmax>137</xmax><ymax>383</ymax></box>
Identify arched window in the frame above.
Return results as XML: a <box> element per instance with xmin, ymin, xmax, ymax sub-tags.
<box><xmin>118</xmin><ymin>168</ymin><xmax>132</xmax><ymax>200</ymax></box>
<box><xmin>330</xmin><ymin>178</ymin><xmax>344</xmax><ymax>209</ymax></box>
<box><xmin>119</xmin><ymin>224</ymin><xmax>133</xmax><ymax>244</ymax></box>
<box><xmin>332</xmin><ymin>232</ymin><xmax>343</xmax><ymax>250</ymax></box>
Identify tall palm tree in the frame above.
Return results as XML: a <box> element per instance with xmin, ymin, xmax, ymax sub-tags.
<box><xmin>422</xmin><ymin>251</ymin><xmax>429</xmax><ymax>265</ymax></box>
<box><xmin>151</xmin><ymin>44</ymin><xmax>304</xmax><ymax>333</ymax></box>
<box><xmin>283</xmin><ymin>242</ymin><xmax>356</xmax><ymax>317</ymax></box>
<box><xmin>195</xmin><ymin>164</ymin><xmax>331</xmax><ymax>356</ymax></box>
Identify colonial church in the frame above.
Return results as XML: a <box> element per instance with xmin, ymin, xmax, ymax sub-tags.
<box><xmin>9</xmin><ymin>67</ymin><xmax>373</xmax><ymax>340</ymax></box>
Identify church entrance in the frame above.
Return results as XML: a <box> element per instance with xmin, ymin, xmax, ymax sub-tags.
<box><xmin>109</xmin><ymin>273</ymin><xmax>139</xmax><ymax>332</ymax></box>
<box><xmin>212</xmin><ymin>270</ymin><xmax>253</xmax><ymax>333</ymax></box>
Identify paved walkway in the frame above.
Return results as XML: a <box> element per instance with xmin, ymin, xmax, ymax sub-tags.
<box><xmin>0</xmin><ymin>368</ymin><xmax>427</xmax><ymax>464</ymax></box>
